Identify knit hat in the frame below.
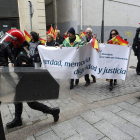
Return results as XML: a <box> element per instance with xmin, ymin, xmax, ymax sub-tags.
<box><xmin>68</xmin><ymin>27</ymin><xmax>75</xmax><ymax>35</ymax></box>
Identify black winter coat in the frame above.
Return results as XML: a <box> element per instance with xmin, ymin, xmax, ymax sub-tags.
<box><xmin>0</xmin><ymin>42</ymin><xmax>15</xmax><ymax>66</ymax></box>
<box><xmin>9</xmin><ymin>44</ymin><xmax>33</xmax><ymax>67</ymax></box>
<box><xmin>56</xmin><ymin>36</ymin><xmax>64</xmax><ymax>45</ymax></box>
<box><xmin>46</xmin><ymin>40</ymin><xmax>57</xmax><ymax>46</ymax></box>
<box><xmin>132</xmin><ymin>27</ymin><xmax>140</xmax><ymax>56</ymax></box>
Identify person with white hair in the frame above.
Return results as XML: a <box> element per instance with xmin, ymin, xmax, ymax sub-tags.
<box><xmin>81</xmin><ymin>28</ymin><xmax>96</xmax><ymax>87</ymax></box>
<box><xmin>82</xmin><ymin>28</ymin><xmax>93</xmax><ymax>43</ymax></box>
<box><xmin>56</xmin><ymin>30</ymin><xmax>64</xmax><ymax>45</ymax></box>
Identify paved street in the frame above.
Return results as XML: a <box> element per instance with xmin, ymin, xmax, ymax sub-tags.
<box><xmin>1</xmin><ymin>50</ymin><xmax>140</xmax><ymax>140</ymax></box>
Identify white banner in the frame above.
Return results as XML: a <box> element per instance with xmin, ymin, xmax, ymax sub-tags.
<box><xmin>38</xmin><ymin>43</ymin><xmax>131</xmax><ymax>80</ymax></box>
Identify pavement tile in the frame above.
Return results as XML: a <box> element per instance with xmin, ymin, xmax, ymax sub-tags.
<box><xmin>133</xmin><ymin>101</ymin><xmax>140</xmax><ymax>108</ymax></box>
<box><xmin>34</xmin><ymin>128</ymin><xmax>52</xmax><ymax>137</ymax></box>
<box><xmin>80</xmin><ymin>110</ymin><xmax>103</xmax><ymax>124</ymax></box>
<box><xmin>68</xmin><ymin>116</ymin><xmax>104</xmax><ymax>140</ymax></box>
<box><xmin>38</xmin><ymin>115</ymin><xmax>48</xmax><ymax>121</ymax></box>
<box><xmin>126</xmin><ymin>98</ymin><xmax>140</xmax><ymax>105</ymax></box>
<box><xmin>36</xmin><ymin>131</ymin><xmax>60</xmax><ymax>140</ymax></box>
<box><xmin>1</xmin><ymin>104</ymin><xmax>11</xmax><ymax>116</ymax></box>
<box><xmin>119</xmin><ymin>122</ymin><xmax>140</xmax><ymax>140</ymax></box>
<box><xmin>104</xmin><ymin>104</ymin><xmax>122</xmax><ymax>113</ymax></box>
<box><xmin>62</xmin><ymin>99</ymin><xmax>69</xmax><ymax>104</ymax></box>
<box><xmin>22</xmin><ymin>111</ymin><xmax>29</xmax><ymax>120</ymax></box>
<box><xmin>100</xmin><ymin>137</ymin><xmax>111</xmax><ymax>140</ymax></box>
<box><xmin>116</xmin><ymin>110</ymin><xmax>140</xmax><ymax>128</ymax></box>
<box><xmin>33</xmin><ymin>110</ymin><xmax>44</xmax><ymax>116</ymax></box>
<box><xmin>93</xmin><ymin>107</ymin><xmax>128</xmax><ymax>128</ymax></box>
<box><xmin>2</xmin><ymin>114</ymin><xmax>13</xmax><ymax>125</ymax></box>
<box><xmin>26</xmin><ymin>135</ymin><xmax>35</xmax><ymax>140</ymax></box>
<box><xmin>51</xmin><ymin>121</ymin><xmax>77</xmax><ymax>140</ymax></box>
<box><xmin>48</xmin><ymin>100</ymin><xmax>57</xmax><ymax>105</ymax></box>
<box><xmin>59</xmin><ymin>102</ymin><xmax>67</xmax><ymax>108</ymax></box>
<box><xmin>116</xmin><ymin>102</ymin><xmax>140</xmax><ymax>115</ymax></box>
<box><xmin>56</xmin><ymin>100</ymin><xmax>62</xmax><ymax>104</ymax></box>
<box><xmin>65</xmin><ymin>134</ymin><xmax>85</xmax><ymax>140</ymax></box>
<box><xmin>24</xmin><ymin>121</ymin><xmax>33</xmax><ymax>126</ymax></box>
<box><xmin>94</xmin><ymin>120</ymin><xmax>133</xmax><ymax>140</ymax></box>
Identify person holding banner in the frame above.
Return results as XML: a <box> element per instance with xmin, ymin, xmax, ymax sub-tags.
<box><xmin>81</xmin><ymin>28</ymin><xmax>96</xmax><ymax>87</ymax></box>
<box><xmin>60</xmin><ymin>27</ymin><xmax>85</xmax><ymax>89</ymax></box>
<box><xmin>56</xmin><ymin>30</ymin><xmax>64</xmax><ymax>45</ymax></box>
<box><xmin>46</xmin><ymin>34</ymin><xmax>58</xmax><ymax>47</ymax></box>
<box><xmin>106</xmin><ymin>29</ymin><xmax>119</xmax><ymax>90</ymax></box>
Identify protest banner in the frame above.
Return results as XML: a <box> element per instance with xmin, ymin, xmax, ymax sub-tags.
<box><xmin>38</xmin><ymin>43</ymin><xmax>131</xmax><ymax>80</ymax></box>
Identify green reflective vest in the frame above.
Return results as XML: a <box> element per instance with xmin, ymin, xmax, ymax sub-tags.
<box><xmin>62</xmin><ymin>35</ymin><xmax>85</xmax><ymax>47</ymax></box>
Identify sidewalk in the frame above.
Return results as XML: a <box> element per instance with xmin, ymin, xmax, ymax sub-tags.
<box><xmin>1</xmin><ymin>50</ymin><xmax>140</xmax><ymax>140</ymax></box>
<box><xmin>26</xmin><ymin>97</ymin><xmax>140</xmax><ymax>140</ymax></box>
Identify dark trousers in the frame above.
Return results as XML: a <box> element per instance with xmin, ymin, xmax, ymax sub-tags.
<box><xmin>137</xmin><ymin>49</ymin><xmax>140</xmax><ymax>72</ymax></box>
<box><xmin>110</xmin><ymin>79</ymin><xmax>117</xmax><ymax>85</ymax></box>
<box><xmin>14</xmin><ymin>102</ymin><xmax>50</xmax><ymax>118</ymax></box>
<box><xmin>84</xmin><ymin>74</ymin><xmax>95</xmax><ymax>83</ymax></box>
<box><xmin>71</xmin><ymin>79</ymin><xmax>79</xmax><ymax>83</ymax></box>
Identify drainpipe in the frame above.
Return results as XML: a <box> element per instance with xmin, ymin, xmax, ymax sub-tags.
<box><xmin>80</xmin><ymin>0</ymin><xmax>83</xmax><ymax>30</ymax></box>
<box><xmin>53</xmin><ymin>0</ymin><xmax>57</xmax><ymax>28</ymax></box>
<box><xmin>101</xmin><ymin>0</ymin><xmax>105</xmax><ymax>43</ymax></box>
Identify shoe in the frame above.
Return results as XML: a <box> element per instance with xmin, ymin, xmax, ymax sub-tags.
<box><xmin>49</xmin><ymin>107</ymin><xmax>60</xmax><ymax>122</ymax></box>
<box><xmin>75</xmin><ymin>79</ymin><xmax>79</xmax><ymax>85</ymax></box>
<box><xmin>6</xmin><ymin>117</ymin><xmax>22</xmax><ymax>129</ymax></box>
<box><xmin>70</xmin><ymin>82</ymin><xmax>74</xmax><ymax>90</ymax></box>
<box><xmin>114</xmin><ymin>80</ymin><xmax>117</xmax><ymax>85</ymax></box>
<box><xmin>93</xmin><ymin>77</ymin><xmax>96</xmax><ymax>83</ymax></box>
<box><xmin>137</xmin><ymin>72</ymin><xmax>140</xmax><ymax>75</ymax></box>
<box><xmin>138</xmin><ymin>96</ymin><xmax>140</xmax><ymax>100</ymax></box>
<box><xmin>84</xmin><ymin>82</ymin><xmax>90</xmax><ymax>87</ymax></box>
<box><xmin>109</xmin><ymin>85</ymin><xmax>113</xmax><ymax>91</ymax></box>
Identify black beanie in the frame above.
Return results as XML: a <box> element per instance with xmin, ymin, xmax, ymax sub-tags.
<box><xmin>68</xmin><ymin>27</ymin><xmax>75</xmax><ymax>35</ymax></box>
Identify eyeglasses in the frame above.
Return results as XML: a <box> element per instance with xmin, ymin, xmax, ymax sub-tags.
<box><xmin>111</xmin><ymin>33</ymin><xmax>116</xmax><ymax>35</ymax></box>
<box><xmin>86</xmin><ymin>32</ymin><xmax>91</xmax><ymax>34</ymax></box>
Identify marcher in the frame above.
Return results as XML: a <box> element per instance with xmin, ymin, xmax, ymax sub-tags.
<box><xmin>105</xmin><ymin>29</ymin><xmax>119</xmax><ymax>90</ymax></box>
<box><xmin>46</xmin><ymin>34</ymin><xmax>58</xmax><ymax>47</ymax></box>
<box><xmin>60</xmin><ymin>27</ymin><xmax>85</xmax><ymax>89</ymax></box>
<box><xmin>27</xmin><ymin>31</ymin><xmax>42</xmax><ymax>68</ymax></box>
<box><xmin>79</xmin><ymin>30</ymin><xmax>83</xmax><ymax>38</ymax></box>
<box><xmin>56</xmin><ymin>30</ymin><xmax>64</xmax><ymax>45</ymax></box>
<box><xmin>0</xmin><ymin>29</ymin><xmax>60</xmax><ymax>129</ymax></box>
<box><xmin>132</xmin><ymin>27</ymin><xmax>140</xmax><ymax>75</ymax></box>
<box><xmin>81</xmin><ymin>28</ymin><xmax>96</xmax><ymax>87</ymax></box>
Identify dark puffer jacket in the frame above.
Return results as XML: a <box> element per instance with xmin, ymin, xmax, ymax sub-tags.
<box><xmin>132</xmin><ymin>27</ymin><xmax>140</xmax><ymax>56</ymax></box>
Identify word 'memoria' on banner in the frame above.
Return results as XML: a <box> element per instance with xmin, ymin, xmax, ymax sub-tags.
<box><xmin>38</xmin><ymin>43</ymin><xmax>131</xmax><ymax>80</ymax></box>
